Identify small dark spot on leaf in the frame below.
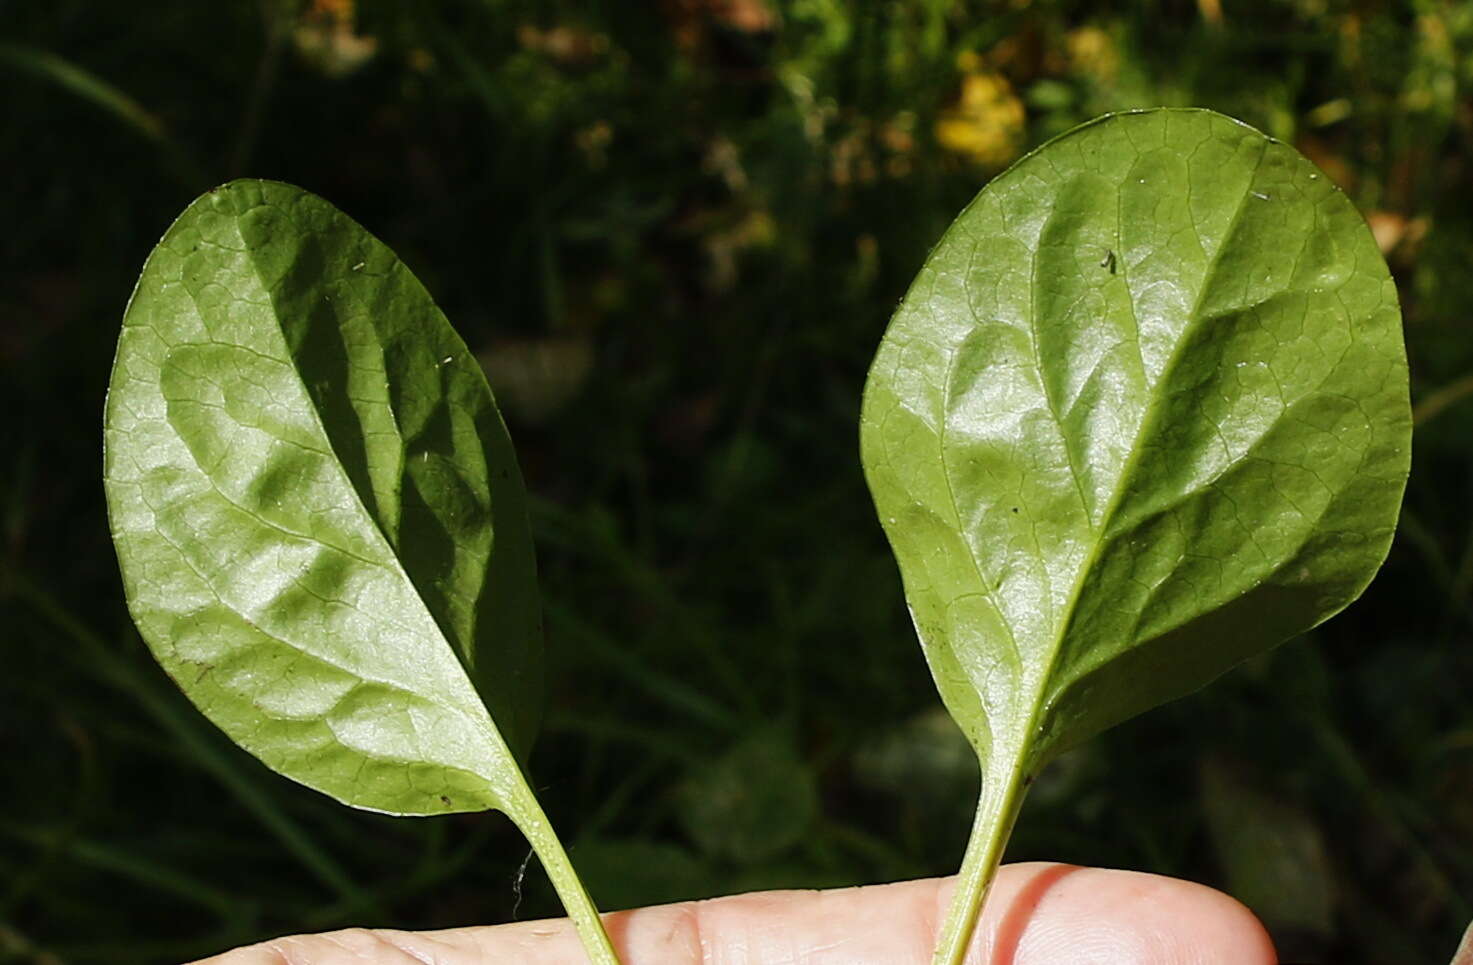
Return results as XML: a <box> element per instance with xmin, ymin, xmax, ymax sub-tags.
<box><xmin>439</xmin><ymin>795</ymin><xmax>452</xmax><ymax>806</ymax></box>
<box><xmin>1011</xmin><ymin>506</ymin><xmax>1019</xmax><ymax>513</ymax></box>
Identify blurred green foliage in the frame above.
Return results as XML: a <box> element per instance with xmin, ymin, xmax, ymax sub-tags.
<box><xmin>2</xmin><ymin>1</ymin><xmax>1472</xmax><ymax>962</ymax></box>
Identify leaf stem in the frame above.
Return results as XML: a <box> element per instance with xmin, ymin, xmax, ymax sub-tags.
<box><xmin>505</xmin><ymin>786</ymin><xmax>620</xmax><ymax>965</ymax></box>
<box><xmin>932</xmin><ymin>760</ymin><xmax>1032</xmax><ymax>965</ymax></box>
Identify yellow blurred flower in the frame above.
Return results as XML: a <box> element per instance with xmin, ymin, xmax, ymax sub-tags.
<box><xmin>934</xmin><ymin>70</ymin><xmax>1025</xmax><ymax>168</ymax></box>
<box><xmin>294</xmin><ymin>0</ymin><xmax>377</xmax><ymax>77</ymax></box>
<box><xmin>1066</xmin><ymin>26</ymin><xmax>1119</xmax><ymax>83</ymax></box>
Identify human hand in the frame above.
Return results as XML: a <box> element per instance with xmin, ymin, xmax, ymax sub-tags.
<box><xmin>198</xmin><ymin>862</ymin><xmax>1275</xmax><ymax>964</ymax></box>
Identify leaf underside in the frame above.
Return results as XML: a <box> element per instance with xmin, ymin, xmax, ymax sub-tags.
<box><xmin>861</xmin><ymin>109</ymin><xmax>1411</xmax><ymax>777</ymax></box>
<box><xmin>104</xmin><ymin>180</ymin><xmax>541</xmax><ymax>816</ymax></box>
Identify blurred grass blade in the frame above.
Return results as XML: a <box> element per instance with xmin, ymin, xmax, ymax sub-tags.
<box><xmin>0</xmin><ymin>42</ymin><xmax>163</xmax><ymax>140</ymax></box>
<box><xmin>546</xmin><ymin>602</ymin><xmax>739</xmax><ymax>732</ymax></box>
<box><xmin>1414</xmin><ymin>371</ymin><xmax>1473</xmax><ymax>427</ymax></box>
<box><xmin>531</xmin><ymin>496</ymin><xmax>757</xmax><ymax>715</ymax></box>
<box><xmin>0</xmin><ymin>919</ymin><xmax>57</xmax><ymax>963</ymax></box>
<box><xmin>2</xmin><ymin>826</ymin><xmax>245</xmax><ymax>923</ymax></box>
<box><xmin>13</xmin><ymin>572</ymin><xmax>373</xmax><ymax>913</ymax></box>
<box><xmin>0</xmin><ymin>41</ymin><xmax>203</xmax><ymax>184</ymax></box>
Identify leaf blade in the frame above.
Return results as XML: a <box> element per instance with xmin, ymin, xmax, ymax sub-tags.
<box><xmin>860</xmin><ymin>109</ymin><xmax>1410</xmax><ymax>961</ymax></box>
<box><xmin>104</xmin><ymin>180</ymin><xmax>536</xmax><ymax>816</ymax></box>
<box><xmin>862</xmin><ymin>107</ymin><xmax>1409</xmax><ymax>770</ymax></box>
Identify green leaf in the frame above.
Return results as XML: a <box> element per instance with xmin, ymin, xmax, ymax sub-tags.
<box><xmin>105</xmin><ymin>178</ymin><xmax>538</xmax><ymax>814</ymax></box>
<box><xmin>105</xmin><ymin>181</ymin><xmax>616</xmax><ymax>962</ymax></box>
<box><xmin>674</xmin><ymin>730</ymin><xmax>819</xmax><ymax>864</ymax></box>
<box><xmin>859</xmin><ymin>109</ymin><xmax>1410</xmax><ymax>963</ymax></box>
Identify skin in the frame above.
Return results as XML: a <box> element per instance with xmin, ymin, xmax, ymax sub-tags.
<box><xmin>198</xmin><ymin>862</ymin><xmax>1277</xmax><ymax>965</ymax></box>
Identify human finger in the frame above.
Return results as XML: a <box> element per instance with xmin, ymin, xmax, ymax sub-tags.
<box><xmin>198</xmin><ymin>861</ymin><xmax>1276</xmax><ymax>964</ymax></box>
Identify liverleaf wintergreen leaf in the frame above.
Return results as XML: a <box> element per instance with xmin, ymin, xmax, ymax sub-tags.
<box><xmin>859</xmin><ymin>109</ymin><xmax>1411</xmax><ymax>963</ymax></box>
<box><xmin>104</xmin><ymin>180</ymin><xmax>617</xmax><ymax>963</ymax></box>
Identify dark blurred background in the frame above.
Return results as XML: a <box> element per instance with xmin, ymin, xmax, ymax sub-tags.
<box><xmin>3</xmin><ymin>1</ymin><xmax>1473</xmax><ymax>962</ymax></box>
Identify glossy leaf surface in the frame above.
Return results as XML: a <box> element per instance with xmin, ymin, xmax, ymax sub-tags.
<box><xmin>860</xmin><ymin>109</ymin><xmax>1410</xmax><ymax>960</ymax></box>
<box><xmin>104</xmin><ymin>180</ymin><xmax>541</xmax><ymax>816</ymax></box>
<box><xmin>863</xmin><ymin>107</ymin><xmax>1408</xmax><ymax>772</ymax></box>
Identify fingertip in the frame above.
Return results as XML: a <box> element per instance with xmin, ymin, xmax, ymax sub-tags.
<box><xmin>1163</xmin><ymin>877</ymin><xmax>1279</xmax><ymax>965</ymax></box>
<box><xmin>976</xmin><ymin>864</ymin><xmax>1278</xmax><ymax>965</ymax></box>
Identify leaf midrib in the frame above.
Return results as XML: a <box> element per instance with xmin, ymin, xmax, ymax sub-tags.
<box><xmin>207</xmin><ymin>190</ymin><xmax>503</xmax><ymax>748</ymax></box>
<box><xmin>964</xmin><ymin>132</ymin><xmax>1270</xmax><ymax>772</ymax></box>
